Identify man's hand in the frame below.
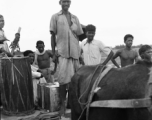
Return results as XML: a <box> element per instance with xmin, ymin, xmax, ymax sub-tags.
<box><xmin>36</xmin><ymin>74</ymin><xmax>43</xmax><ymax>79</ymax></box>
<box><xmin>79</xmin><ymin>56</ymin><xmax>85</xmax><ymax>65</ymax></box>
<box><xmin>52</xmin><ymin>55</ymin><xmax>57</xmax><ymax>63</ymax></box>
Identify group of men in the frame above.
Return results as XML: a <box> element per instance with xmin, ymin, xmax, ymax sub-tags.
<box><xmin>0</xmin><ymin>0</ymin><xmax>151</xmax><ymax>117</ymax></box>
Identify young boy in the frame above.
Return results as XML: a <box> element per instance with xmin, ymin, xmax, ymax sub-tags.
<box><xmin>23</xmin><ymin>50</ymin><xmax>46</xmax><ymax>105</ymax></box>
<box><xmin>33</xmin><ymin>40</ymin><xmax>55</xmax><ymax>83</ymax></box>
<box><xmin>138</xmin><ymin>45</ymin><xmax>152</xmax><ymax>63</ymax></box>
<box><xmin>80</xmin><ymin>24</ymin><xmax>114</xmax><ymax>66</ymax></box>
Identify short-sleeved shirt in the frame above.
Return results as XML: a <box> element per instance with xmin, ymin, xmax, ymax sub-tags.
<box><xmin>50</xmin><ymin>11</ymin><xmax>83</xmax><ymax>59</ymax></box>
<box><xmin>80</xmin><ymin>39</ymin><xmax>111</xmax><ymax>65</ymax></box>
<box><xmin>0</xmin><ymin>29</ymin><xmax>10</xmax><ymax>53</ymax></box>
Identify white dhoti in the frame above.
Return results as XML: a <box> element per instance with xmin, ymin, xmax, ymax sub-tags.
<box><xmin>57</xmin><ymin>56</ymin><xmax>81</xmax><ymax>85</ymax></box>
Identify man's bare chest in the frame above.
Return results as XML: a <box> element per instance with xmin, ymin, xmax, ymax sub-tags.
<box><xmin>120</xmin><ymin>50</ymin><xmax>136</xmax><ymax>60</ymax></box>
<box><xmin>37</xmin><ymin>53</ymin><xmax>50</xmax><ymax>61</ymax></box>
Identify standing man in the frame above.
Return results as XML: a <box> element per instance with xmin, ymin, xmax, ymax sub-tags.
<box><xmin>112</xmin><ymin>34</ymin><xmax>139</xmax><ymax>68</ymax></box>
<box><xmin>80</xmin><ymin>24</ymin><xmax>114</xmax><ymax>65</ymax></box>
<box><xmin>50</xmin><ymin>0</ymin><xmax>84</xmax><ymax>115</ymax></box>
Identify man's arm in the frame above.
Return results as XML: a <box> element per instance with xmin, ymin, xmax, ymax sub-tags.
<box><xmin>102</xmin><ymin>50</ymin><xmax>114</xmax><ymax>65</ymax></box>
<box><xmin>78</xmin><ymin>25</ymin><xmax>86</xmax><ymax>41</ymax></box>
<box><xmin>51</xmin><ymin>31</ymin><xmax>56</xmax><ymax>56</ymax></box>
<box><xmin>79</xmin><ymin>49</ymin><xmax>85</xmax><ymax>65</ymax></box>
<box><xmin>0</xmin><ymin>48</ymin><xmax>13</xmax><ymax>57</ymax></box>
<box><xmin>111</xmin><ymin>50</ymin><xmax>121</xmax><ymax>68</ymax></box>
<box><xmin>50</xmin><ymin>31</ymin><xmax>57</xmax><ymax>73</ymax></box>
<box><xmin>134</xmin><ymin>50</ymin><xmax>139</xmax><ymax>63</ymax></box>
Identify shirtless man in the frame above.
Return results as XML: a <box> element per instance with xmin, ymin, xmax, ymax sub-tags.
<box><xmin>112</xmin><ymin>34</ymin><xmax>138</xmax><ymax>68</ymax></box>
<box><xmin>33</xmin><ymin>40</ymin><xmax>54</xmax><ymax>83</ymax></box>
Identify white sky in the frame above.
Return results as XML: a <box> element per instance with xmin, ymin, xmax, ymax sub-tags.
<box><xmin>1</xmin><ymin>0</ymin><xmax>152</xmax><ymax>51</ymax></box>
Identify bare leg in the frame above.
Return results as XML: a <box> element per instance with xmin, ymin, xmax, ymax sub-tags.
<box><xmin>59</xmin><ymin>84</ymin><xmax>67</xmax><ymax>115</ymax></box>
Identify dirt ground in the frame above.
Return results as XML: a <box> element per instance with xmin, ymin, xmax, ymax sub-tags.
<box><xmin>0</xmin><ymin>108</ymin><xmax>71</xmax><ymax>120</ymax></box>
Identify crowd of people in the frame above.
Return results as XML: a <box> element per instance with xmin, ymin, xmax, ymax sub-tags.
<box><xmin>0</xmin><ymin>0</ymin><xmax>152</xmax><ymax>117</ymax></box>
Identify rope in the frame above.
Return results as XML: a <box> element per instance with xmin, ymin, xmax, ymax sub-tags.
<box><xmin>78</xmin><ymin>65</ymin><xmax>103</xmax><ymax>106</ymax></box>
<box><xmin>4</xmin><ymin>54</ymin><xmax>24</xmax><ymax>78</ymax></box>
<box><xmin>77</xmin><ymin>64</ymin><xmax>105</xmax><ymax>120</ymax></box>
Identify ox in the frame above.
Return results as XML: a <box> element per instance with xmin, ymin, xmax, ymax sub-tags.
<box><xmin>69</xmin><ymin>60</ymin><xmax>152</xmax><ymax>120</ymax></box>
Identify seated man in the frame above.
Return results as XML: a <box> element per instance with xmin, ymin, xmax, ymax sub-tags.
<box><xmin>33</xmin><ymin>40</ymin><xmax>55</xmax><ymax>83</ymax></box>
<box><xmin>23</xmin><ymin>50</ymin><xmax>46</xmax><ymax>105</ymax></box>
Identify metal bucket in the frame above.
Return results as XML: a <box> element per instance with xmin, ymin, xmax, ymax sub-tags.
<box><xmin>38</xmin><ymin>83</ymin><xmax>60</xmax><ymax>112</ymax></box>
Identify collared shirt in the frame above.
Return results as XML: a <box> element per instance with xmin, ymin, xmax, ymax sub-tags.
<box><xmin>0</xmin><ymin>29</ymin><xmax>10</xmax><ymax>53</ymax></box>
<box><xmin>80</xmin><ymin>39</ymin><xmax>111</xmax><ymax>65</ymax></box>
<box><xmin>50</xmin><ymin>11</ymin><xmax>83</xmax><ymax>59</ymax></box>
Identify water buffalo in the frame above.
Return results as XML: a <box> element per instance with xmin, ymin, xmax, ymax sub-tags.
<box><xmin>69</xmin><ymin>60</ymin><xmax>152</xmax><ymax>120</ymax></box>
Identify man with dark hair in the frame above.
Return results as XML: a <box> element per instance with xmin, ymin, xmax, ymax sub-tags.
<box><xmin>112</xmin><ymin>34</ymin><xmax>139</xmax><ymax>68</ymax></box>
<box><xmin>33</xmin><ymin>40</ymin><xmax>55</xmax><ymax>83</ymax></box>
<box><xmin>50</xmin><ymin>0</ymin><xmax>84</xmax><ymax>115</ymax></box>
<box><xmin>80</xmin><ymin>24</ymin><xmax>114</xmax><ymax>65</ymax></box>
<box><xmin>23</xmin><ymin>50</ymin><xmax>46</xmax><ymax>105</ymax></box>
<box><xmin>139</xmin><ymin>45</ymin><xmax>152</xmax><ymax>62</ymax></box>
<box><xmin>124</xmin><ymin>34</ymin><xmax>134</xmax><ymax>42</ymax></box>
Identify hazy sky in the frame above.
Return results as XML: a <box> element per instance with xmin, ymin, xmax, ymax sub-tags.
<box><xmin>1</xmin><ymin>0</ymin><xmax>152</xmax><ymax>51</ymax></box>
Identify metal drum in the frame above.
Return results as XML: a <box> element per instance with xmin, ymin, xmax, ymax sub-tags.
<box><xmin>1</xmin><ymin>57</ymin><xmax>34</xmax><ymax>115</ymax></box>
<box><xmin>37</xmin><ymin>82</ymin><xmax>60</xmax><ymax>112</ymax></box>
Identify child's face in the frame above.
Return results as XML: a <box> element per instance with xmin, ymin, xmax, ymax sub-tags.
<box><xmin>86</xmin><ymin>31</ymin><xmax>95</xmax><ymax>42</ymax></box>
<box><xmin>144</xmin><ymin>49</ymin><xmax>152</xmax><ymax>62</ymax></box>
<box><xmin>0</xmin><ymin>17</ymin><xmax>4</xmax><ymax>29</ymax></box>
<box><xmin>37</xmin><ymin>44</ymin><xmax>44</xmax><ymax>53</ymax></box>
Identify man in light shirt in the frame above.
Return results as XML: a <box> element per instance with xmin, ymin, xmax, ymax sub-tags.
<box><xmin>80</xmin><ymin>24</ymin><xmax>114</xmax><ymax>65</ymax></box>
<box><xmin>23</xmin><ymin>50</ymin><xmax>46</xmax><ymax>106</ymax></box>
<box><xmin>0</xmin><ymin>14</ymin><xmax>12</xmax><ymax>107</ymax></box>
<box><xmin>0</xmin><ymin>14</ymin><xmax>11</xmax><ymax>57</ymax></box>
<box><xmin>50</xmin><ymin>0</ymin><xmax>84</xmax><ymax>115</ymax></box>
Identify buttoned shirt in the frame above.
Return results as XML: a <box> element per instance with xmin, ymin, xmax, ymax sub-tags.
<box><xmin>80</xmin><ymin>39</ymin><xmax>111</xmax><ymax>65</ymax></box>
<box><xmin>0</xmin><ymin>29</ymin><xmax>10</xmax><ymax>53</ymax></box>
<box><xmin>50</xmin><ymin>11</ymin><xmax>83</xmax><ymax>59</ymax></box>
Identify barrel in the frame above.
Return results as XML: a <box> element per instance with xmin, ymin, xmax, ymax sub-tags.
<box><xmin>1</xmin><ymin>57</ymin><xmax>34</xmax><ymax>115</ymax></box>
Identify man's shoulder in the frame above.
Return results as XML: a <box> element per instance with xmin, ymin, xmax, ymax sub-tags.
<box><xmin>92</xmin><ymin>39</ymin><xmax>103</xmax><ymax>46</ymax></box>
<box><xmin>46</xmin><ymin>50</ymin><xmax>52</xmax><ymax>54</ymax></box>
<box><xmin>51</xmin><ymin>11</ymin><xmax>61</xmax><ymax>19</ymax></box>
<box><xmin>116</xmin><ymin>48</ymin><xmax>124</xmax><ymax>54</ymax></box>
<box><xmin>93</xmin><ymin>39</ymin><xmax>101</xmax><ymax>43</ymax></box>
<box><xmin>71</xmin><ymin>14</ymin><xmax>77</xmax><ymax>19</ymax></box>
